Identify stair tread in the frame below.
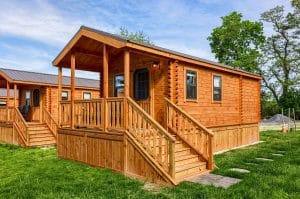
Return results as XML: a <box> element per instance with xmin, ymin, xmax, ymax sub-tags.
<box><xmin>175</xmin><ymin>147</ymin><xmax>190</xmax><ymax>152</ymax></box>
<box><xmin>176</xmin><ymin>161</ymin><xmax>206</xmax><ymax>173</ymax></box>
<box><xmin>175</xmin><ymin>154</ymin><xmax>198</xmax><ymax>161</ymax></box>
<box><xmin>30</xmin><ymin>140</ymin><xmax>56</xmax><ymax>145</ymax></box>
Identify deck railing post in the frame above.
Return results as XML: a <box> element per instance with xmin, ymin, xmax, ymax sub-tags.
<box><xmin>208</xmin><ymin>135</ymin><xmax>214</xmax><ymax>170</ymax></box>
<box><xmin>6</xmin><ymin>81</ymin><xmax>10</xmax><ymax>123</ymax></box>
<box><xmin>70</xmin><ymin>54</ymin><xmax>76</xmax><ymax>129</ymax></box>
<box><xmin>169</xmin><ymin>140</ymin><xmax>175</xmax><ymax>178</ymax></box>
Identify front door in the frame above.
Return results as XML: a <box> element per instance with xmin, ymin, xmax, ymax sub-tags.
<box><xmin>133</xmin><ymin>69</ymin><xmax>151</xmax><ymax>115</ymax></box>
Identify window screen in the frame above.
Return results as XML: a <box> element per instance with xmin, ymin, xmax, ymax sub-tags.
<box><xmin>186</xmin><ymin>70</ymin><xmax>197</xmax><ymax>99</ymax></box>
<box><xmin>134</xmin><ymin>69</ymin><xmax>149</xmax><ymax>100</ymax></box>
<box><xmin>213</xmin><ymin>75</ymin><xmax>222</xmax><ymax>101</ymax></box>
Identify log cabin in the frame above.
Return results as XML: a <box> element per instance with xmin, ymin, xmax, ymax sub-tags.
<box><xmin>52</xmin><ymin>26</ymin><xmax>261</xmax><ymax>185</ymax></box>
<box><xmin>0</xmin><ymin>68</ymin><xmax>99</xmax><ymax>147</ymax></box>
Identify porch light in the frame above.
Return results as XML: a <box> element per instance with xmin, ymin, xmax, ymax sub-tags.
<box><xmin>152</xmin><ymin>61</ymin><xmax>160</xmax><ymax>70</ymax></box>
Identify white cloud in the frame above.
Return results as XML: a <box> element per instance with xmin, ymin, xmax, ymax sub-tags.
<box><xmin>0</xmin><ymin>0</ymin><xmax>294</xmax><ymax>77</ymax></box>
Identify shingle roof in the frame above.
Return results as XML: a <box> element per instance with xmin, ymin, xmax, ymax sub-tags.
<box><xmin>81</xmin><ymin>26</ymin><xmax>261</xmax><ymax>78</ymax></box>
<box><xmin>0</xmin><ymin>68</ymin><xmax>99</xmax><ymax>89</ymax></box>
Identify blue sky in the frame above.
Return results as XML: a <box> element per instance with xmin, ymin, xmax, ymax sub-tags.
<box><xmin>0</xmin><ymin>0</ymin><xmax>292</xmax><ymax>79</ymax></box>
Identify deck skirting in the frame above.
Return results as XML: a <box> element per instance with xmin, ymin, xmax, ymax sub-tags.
<box><xmin>0</xmin><ymin>123</ymin><xmax>19</xmax><ymax>145</ymax></box>
<box><xmin>57</xmin><ymin>128</ymin><xmax>170</xmax><ymax>184</ymax></box>
<box><xmin>210</xmin><ymin>123</ymin><xmax>259</xmax><ymax>153</ymax></box>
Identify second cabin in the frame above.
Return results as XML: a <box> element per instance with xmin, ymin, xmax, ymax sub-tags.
<box><xmin>52</xmin><ymin>26</ymin><xmax>261</xmax><ymax>185</ymax></box>
<box><xmin>0</xmin><ymin>68</ymin><xmax>99</xmax><ymax>147</ymax></box>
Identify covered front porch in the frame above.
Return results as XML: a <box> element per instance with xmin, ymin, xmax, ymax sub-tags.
<box><xmin>53</xmin><ymin>27</ymin><xmax>213</xmax><ymax>185</ymax></box>
<box><xmin>56</xmin><ymin>35</ymin><xmax>167</xmax><ymax>131</ymax></box>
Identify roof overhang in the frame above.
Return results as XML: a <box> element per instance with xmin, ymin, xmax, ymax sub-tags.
<box><xmin>53</xmin><ymin>26</ymin><xmax>262</xmax><ymax>80</ymax></box>
<box><xmin>52</xmin><ymin>26</ymin><xmax>127</xmax><ymax>67</ymax></box>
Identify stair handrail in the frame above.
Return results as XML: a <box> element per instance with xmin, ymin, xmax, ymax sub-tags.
<box><xmin>164</xmin><ymin>97</ymin><xmax>214</xmax><ymax>170</ymax></box>
<box><xmin>42</xmin><ymin>108</ymin><xmax>58</xmax><ymax>139</ymax></box>
<box><xmin>13</xmin><ymin>107</ymin><xmax>29</xmax><ymax>146</ymax></box>
<box><xmin>125</xmin><ymin>97</ymin><xmax>176</xmax><ymax>177</ymax></box>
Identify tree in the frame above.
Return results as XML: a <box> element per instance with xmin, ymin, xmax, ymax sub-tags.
<box><xmin>119</xmin><ymin>27</ymin><xmax>153</xmax><ymax>45</ymax></box>
<box><xmin>207</xmin><ymin>12</ymin><xmax>265</xmax><ymax>72</ymax></box>
<box><xmin>260</xmin><ymin>1</ymin><xmax>300</xmax><ymax>104</ymax></box>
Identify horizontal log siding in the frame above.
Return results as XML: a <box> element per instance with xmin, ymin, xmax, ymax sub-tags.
<box><xmin>176</xmin><ymin>63</ymin><xmax>260</xmax><ymax>127</ymax></box>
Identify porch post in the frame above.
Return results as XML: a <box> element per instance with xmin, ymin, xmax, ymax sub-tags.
<box><xmin>103</xmin><ymin>44</ymin><xmax>108</xmax><ymax>132</ymax></box>
<box><xmin>124</xmin><ymin>50</ymin><xmax>130</xmax><ymax>98</ymax></box>
<box><xmin>13</xmin><ymin>84</ymin><xmax>17</xmax><ymax>108</ymax></box>
<box><xmin>71</xmin><ymin>54</ymin><xmax>76</xmax><ymax>129</ymax></box>
<box><xmin>58</xmin><ymin>66</ymin><xmax>62</xmax><ymax>126</ymax></box>
<box><xmin>6</xmin><ymin>81</ymin><xmax>10</xmax><ymax>123</ymax></box>
<box><xmin>39</xmin><ymin>88</ymin><xmax>43</xmax><ymax>123</ymax></box>
<box><xmin>124</xmin><ymin>50</ymin><xmax>130</xmax><ymax>129</ymax></box>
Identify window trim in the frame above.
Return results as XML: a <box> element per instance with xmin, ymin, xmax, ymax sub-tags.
<box><xmin>212</xmin><ymin>74</ymin><xmax>222</xmax><ymax>103</ymax></box>
<box><xmin>83</xmin><ymin>91</ymin><xmax>92</xmax><ymax>100</ymax></box>
<box><xmin>61</xmin><ymin>90</ymin><xmax>69</xmax><ymax>101</ymax></box>
<box><xmin>184</xmin><ymin>67</ymin><xmax>198</xmax><ymax>102</ymax></box>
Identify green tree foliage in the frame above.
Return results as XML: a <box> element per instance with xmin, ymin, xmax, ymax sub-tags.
<box><xmin>119</xmin><ymin>27</ymin><xmax>153</xmax><ymax>45</ymax></box>
<box><xmin>207</xmin><ymin>12</ymin><xmax>265</xmax><ymax>72</ymax></box>
<box><xmin>260</xmin><ymin>1</ymin><xmax>300</xmax><ymax>105</ymax></box>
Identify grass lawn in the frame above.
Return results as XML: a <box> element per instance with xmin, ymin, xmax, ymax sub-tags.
<box><xmin>0</xmin><ymin>130</ymin><xmax>299</xmax><ymax>199</ymax></box>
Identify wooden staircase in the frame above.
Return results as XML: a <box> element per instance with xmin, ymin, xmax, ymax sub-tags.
<box><xmin>27</xmin><ymin>123</ymin><xmax>56</xmax><ymax>147</ymax></box>
<box><xmin>173</xmin><ymin>135</ymin><xmax>208</xmax><ymax>182</ymax></box>
<box><xmin>125</xmin><ymin>97</ymin><xmax>214</xmax><ymax>185</ymax></box>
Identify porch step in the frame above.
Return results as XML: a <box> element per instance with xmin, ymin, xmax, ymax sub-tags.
<box><xmin>30</xmin><ymin>139</ymin><xmax>56</xmax><ymax>147</ymax></box>
<box><xmin>175</xmin><ymin>161</ymin><xmax>207</xmax><ymax>179</ymax></box>
<box><xmin>175</xmin><ymin>154</ymin><xmax>200</xmax><ymax>166</ymax></box>
<box><xmin>26</xmin><ymin>123</ymin><xmax>56</xmax><ymax>147</ymax></box>
<box><xmin>175</xmin><ymin>147</ymin><xmax>191</xmax><ymax>156</ymax></box>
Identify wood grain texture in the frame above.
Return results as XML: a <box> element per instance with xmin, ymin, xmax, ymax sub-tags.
<box><xmin>210</xmin><ymin>123</ymin><xmax>259</xmax><ymax>153</ymax></box>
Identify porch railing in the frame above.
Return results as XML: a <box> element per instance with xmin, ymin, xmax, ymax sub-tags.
<box><xmin>13</xmin><ymin>107</ymin><xmax>29</xmax><ymax>145</ymax></box>
<box><xmin>0</xmin><ymin>107</ymin><xmax>14</xmax><ymax>123</ymax></box>
<box><xmin>106</xmin><ymin>97</ymin><xmax>124</xmax><ymax>130</ymax></box>
<box><xmin>42</xmin><ymin>108</ymin><xmax>58</xmax><ymax>139</ymax></box>
<box><xmin>74</xmin><ymin>99</ymin><xmax>104</xmax><ymax>129</ymax></box>
<box><xmin>136</xmin><ymin>99</ymin><xmax>151</xmax><ymax>115</ymax></box>
<box><xmin>126</xmin><ymin>97</ymin><xmax>176</xmax><ymax>177</ymax></box>
<box><xmin>164</xmin><ymin>97</ymin><xmax>214</xmax><ymax>170</ymax></box>
<box><xmin>60</xmin><ymin>101</ymin><xmax>71</xmax><ymax>127</ymax></box>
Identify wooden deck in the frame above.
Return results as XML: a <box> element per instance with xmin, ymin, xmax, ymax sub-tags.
<box><xmin>57</xmin><ymin>96</ymin><xmax>214</xmax><ymax>185</ymax></box>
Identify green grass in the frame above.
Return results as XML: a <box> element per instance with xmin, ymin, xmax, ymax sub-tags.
<box><xmin>0</xmin><ymin>131</ymin><xmax>299</xmax><ymax>199</ymax></box>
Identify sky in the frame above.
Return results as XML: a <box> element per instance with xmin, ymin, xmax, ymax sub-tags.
<box><xmin>0</xmin><ymin>0</ymin><xmax>292</xmax><ymax>79</ymax></box>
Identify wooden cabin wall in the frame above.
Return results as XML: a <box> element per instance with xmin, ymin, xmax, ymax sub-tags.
<box><xmin>169</xmin><ymin>62</ymin><xmax>261</xmax><ymax>152</ymax></box>
<box><xmin>173</xmin><ymin>62</ymin><xmax>260</xmax><ymax>127</ymax></box>
<box><xmin>109</xmin><ymin>53</ymin><xmax>169</xmax><ymax>125</ymax></box>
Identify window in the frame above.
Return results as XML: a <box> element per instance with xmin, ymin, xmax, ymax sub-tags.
<box><xmin>61</xmin><ymin>91</ymin><xmax>68</xmax><ymax>101</ymax></box>
<box><xmin>83</xmin><ymin>92</ymin><xmax>91</xmax><ymax>100</ymax></box>
<box><xmin>0</xmin><ymin>101</ymin><xmax>6</xmax><ymax>107</ymax></box>
<box><xmin>114</xmin><ymin>74</ymin><xmax>124</xmax><ymax>97</ymax></box>
<box><xmin>134</xmin><ymin>69</ymin><xmax>149</xmax><ymax>100</ymax></box>
<box><xmin>186</xmin><ymin>70</ymin><xmax>197</xmax><ymax>99</ymax></box>
<box><xmin>213</xmin><ymin>75</ymin><xmax>222</xmax><ymax>101</ymax></box>
<box><xmin>33</xmin><ymin>89</ymin><xmax>40</xmax><ymax>107</ymax></box>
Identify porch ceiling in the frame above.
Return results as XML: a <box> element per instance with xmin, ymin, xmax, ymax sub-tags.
<box><xmin>57</xmin><ymin>36</ymin><xmax>123</xmax><ymax>72</ymax></box>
